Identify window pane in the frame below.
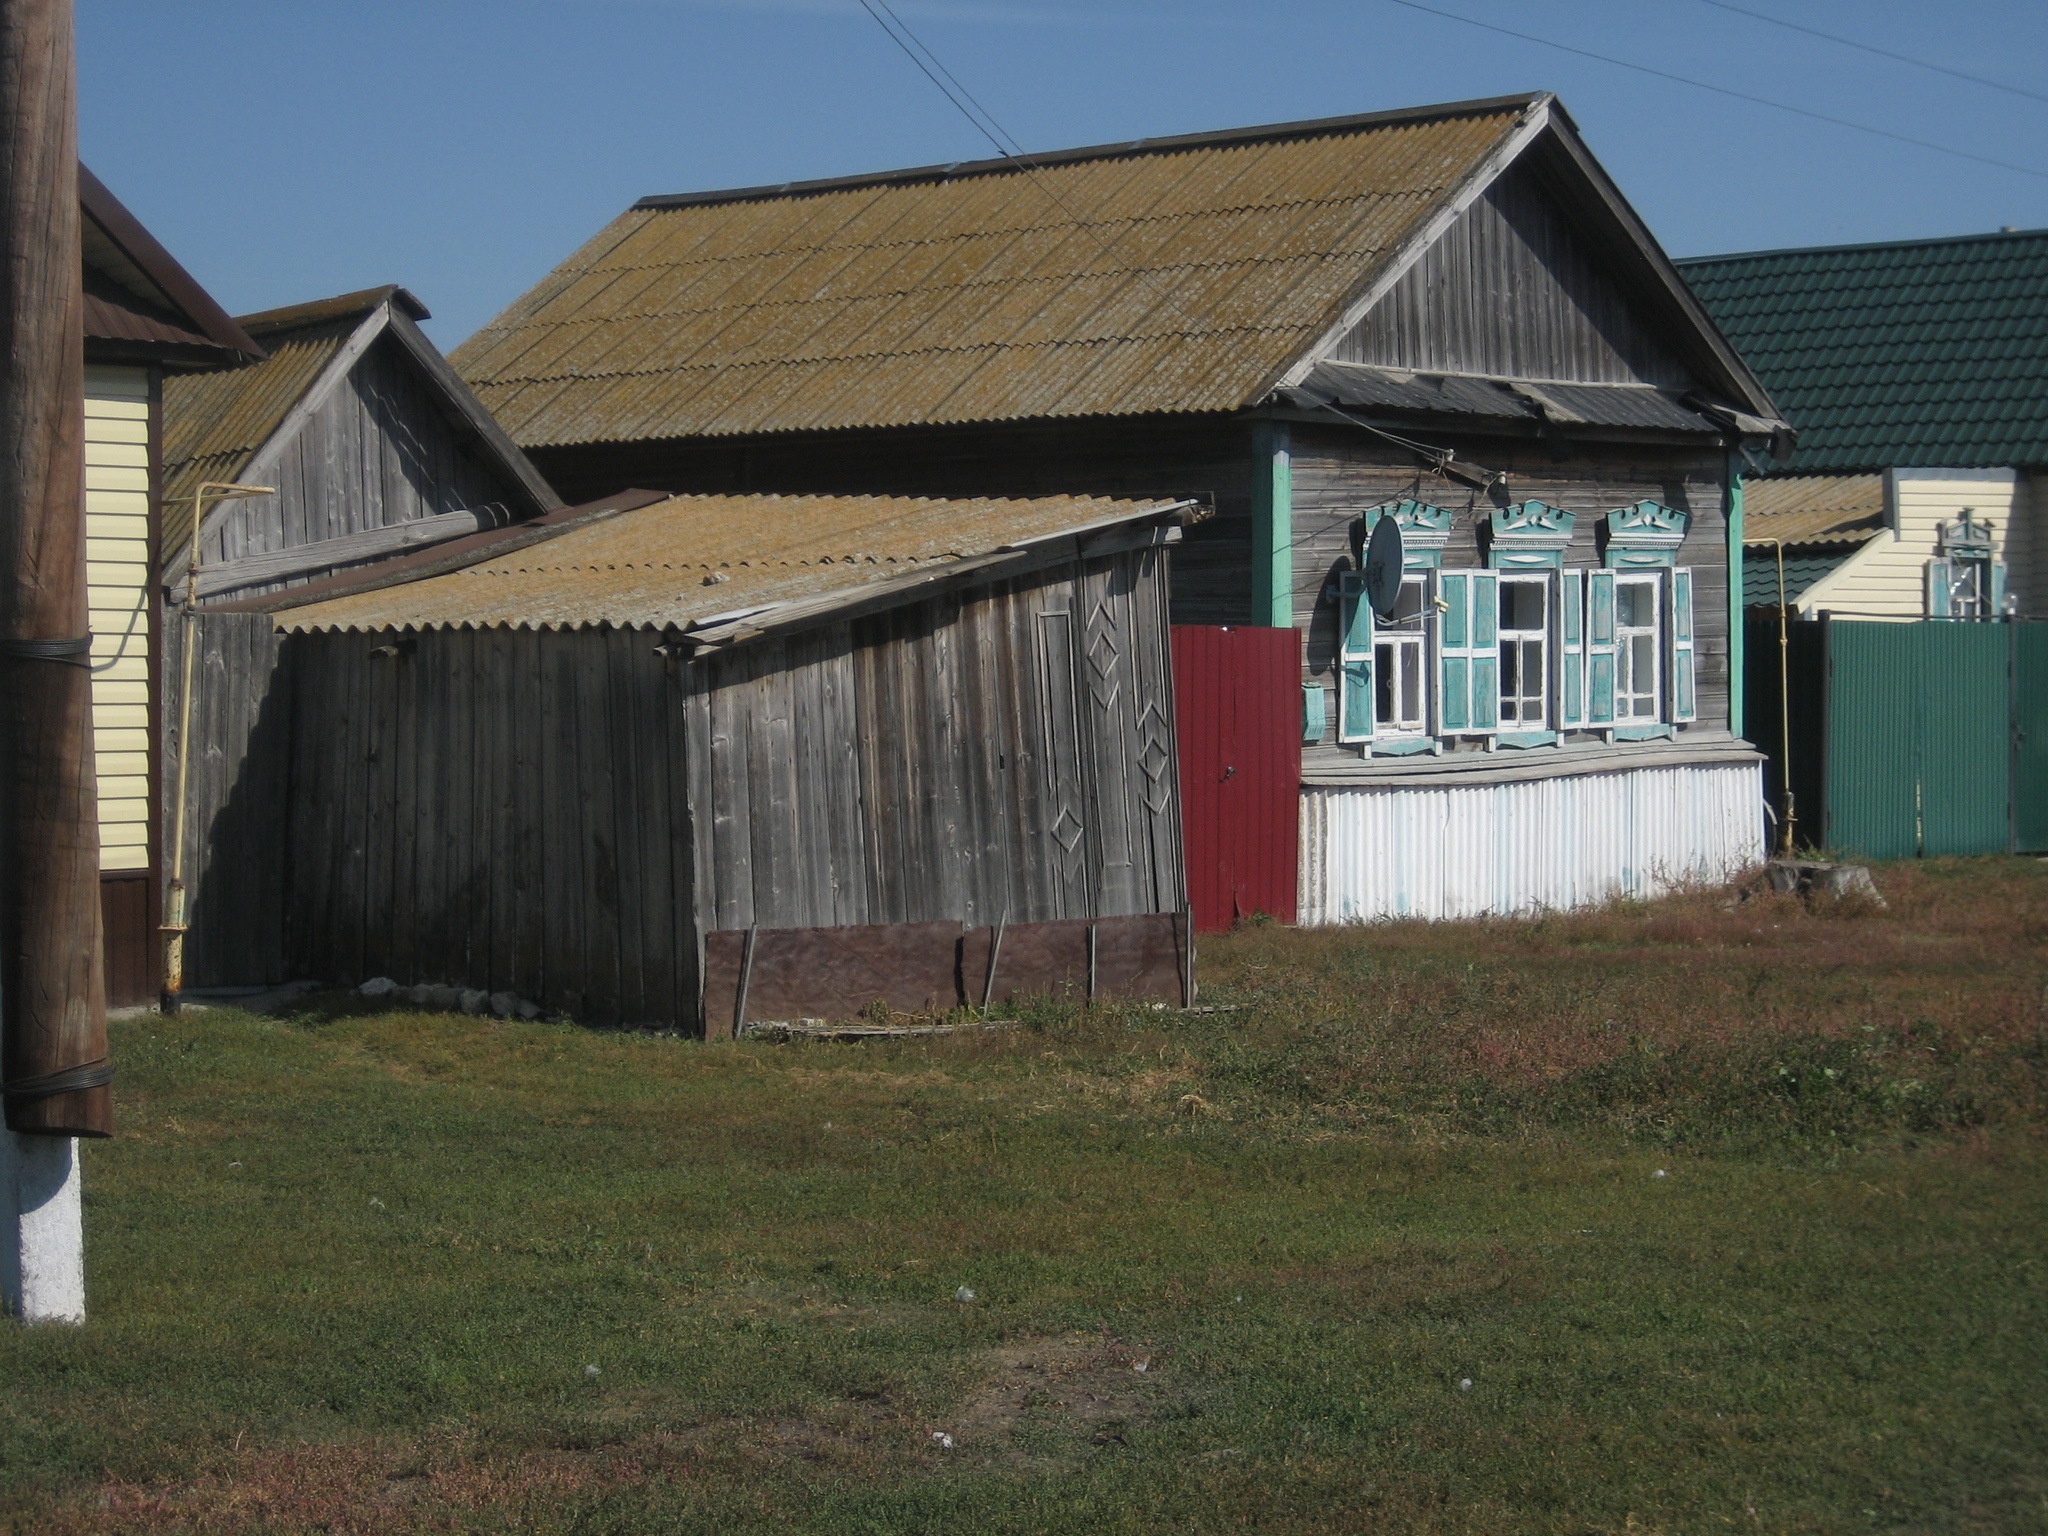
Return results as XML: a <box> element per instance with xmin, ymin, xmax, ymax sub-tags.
<box><xmin>1616</xmin><ymin>581</ymin><xmax>1654</xmax><ymax>628</ymax></box>
<box><xmin>1400</xmin><ymin>645</ymin><xmax>1421</xmax><ymax>722</ymax></box>
<box><xmin>1375</xmin><ymin>640</ymin><xmax>1395</xmax><ymax>720</ymax></box>
<box><xmin>1499</xmin><ymin>579</ymin><xmax>1545</xmax><ymax>631</ymax></box>
<box><xmin>1389</xmin><ymin>578</ymin><xmax>1424</xmax><ymax>624</ymax></box>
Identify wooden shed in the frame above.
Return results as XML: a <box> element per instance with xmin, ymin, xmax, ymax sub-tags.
<box><xmin>185</xmin><ymin>491</ymin><xmax>1196</xmax><ymax>1029</ymax></box>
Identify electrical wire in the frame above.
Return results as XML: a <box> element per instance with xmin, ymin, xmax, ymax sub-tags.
<box><xmin>853</xmin><ymin>0</ymin><xmax>1507</xmax><ymax>479</ymax></box>
<box><xmin>1378</xmin><ymin>0</ymin><xmax>2048</xmax><ymax>182</ymax></box>
<box><xmin>1693</xmin><ymin>0</ymin><xmax>2048</xmax><ymax>108</ymax></box>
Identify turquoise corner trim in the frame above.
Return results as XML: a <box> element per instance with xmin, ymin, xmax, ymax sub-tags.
<box><xmin>1727</xmin><ymin>466</ymin><xmax>1744</xmax><ymax>738</ymax></box>
<box><xmin>1251</xmin><ymin>421</ymin><xmax>1292</xmax><ymax>628</ymax></box>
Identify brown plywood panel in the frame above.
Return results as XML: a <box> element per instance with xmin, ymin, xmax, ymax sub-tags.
<box><xmin>704</xmin><ymin>920</ymin><xmax>966</xmax><ymax>1031</ymax></box>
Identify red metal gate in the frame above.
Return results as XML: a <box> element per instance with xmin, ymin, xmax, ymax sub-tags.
<box><xmin>1172</xmin><ymin>625</ymin><xmax>1300</xmax><ymax>932</ymax></box>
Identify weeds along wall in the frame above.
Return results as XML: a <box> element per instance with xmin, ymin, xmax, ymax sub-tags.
<box><xmin>181</xmin><ymin>542</ymin><xmax>1185</xmax><ymax>1029</ymax></box>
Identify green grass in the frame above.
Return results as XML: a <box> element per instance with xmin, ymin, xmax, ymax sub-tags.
<box><xmin>5</xmin><ymin>857</ymin><xmax>2047</xmax><ymax>1533</ymax></box>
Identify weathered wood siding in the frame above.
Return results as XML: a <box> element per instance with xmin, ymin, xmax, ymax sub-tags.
<box><xmin>1335</xmin><ymin>161</ymin><xmax>1692</xmax><ymax>387</ymax></box>
<box><xmin>1287</xmin><ymin>424</ymin><xmax>1732</xmax><ymax>740</ymax></box>
<box><xmin>525</xmin><ymin>415</ymin><xmax>1260</xmax><ymax>627</ymax></box>
<box><xmin>201</xmin><ymin>334</ymin><xmax>532</xmax><ymax>597</ymax></box>
<box><xmin>163</xmin><ymin>611</ymin><xmax>293</xmax><ymax>987</ymax></box>
<box><xmin>278</xmin><ymin>625</ymin><xmax>696</xmax><ymax>1026</ymax></box>
<box><xmin>687</xmin><ymin>543</ymin><xmax>1184</xmax><ymax>934</ymax></box>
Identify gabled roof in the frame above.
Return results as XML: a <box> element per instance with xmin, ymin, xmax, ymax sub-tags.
<box><xmin>81</xmin><ymin>166</ymin><xmax>263</xmax><ymax>366</ymax></box>
<box><xmin>162</xmin><ymin>286</ymin><xmax>561</xmax><ymax>559</ymax></box>
<box><xmin>1678</xmin><ymin>228</ymin><xmax>2048</xmax><ymax>471</ymax></box>
<box><xmin>276</xmin><ymin>491</ymin><xmax>1197</xmax><ymax>634</ymax></box>
<box><xmin>455</xmin><ymin>94</ymin><xmax>1781</xmax><ymax>449</ymax></box>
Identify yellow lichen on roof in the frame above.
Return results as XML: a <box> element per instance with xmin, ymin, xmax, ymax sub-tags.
<box><xmin>453</xmin><ymin>102</ymin><xmax>1531</xmax><ymax>447</ymax></box>
<box><xmin>279</xmin><ymin>491</ymin><xmax>1183</xmax><ymax>633</ymax></box>
<box><xmin>159</xmin><ymin>317</ymin><xmax>357</xmax><ymax>553</ymax></box>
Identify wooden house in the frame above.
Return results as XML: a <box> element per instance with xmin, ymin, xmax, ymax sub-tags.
<box><xmin>80</xmin><ymin>167</ymin><xmax>264</xmax><ymax>1003</ymax></box>
<box><xmin>454</xmin><ymin>93</ymin><xmax>1790</xmax><ymax>921</ymax></box>
<box><xmin>178</xmin><ymin>491</ymin><xmax>1196</xmax><ymax>1028</ymax></box>
<box><xmin>1680</xmin><ymin>229</ymin><xmax>2047</xmax><ymax>621</ymax></box>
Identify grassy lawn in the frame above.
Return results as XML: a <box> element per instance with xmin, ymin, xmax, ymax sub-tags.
<box><xmin>4</xmin><ymin>858</ymin><xmax>2046</xmax><ymax>1534</ymax></box>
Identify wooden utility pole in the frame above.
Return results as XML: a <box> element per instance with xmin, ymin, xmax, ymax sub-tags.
<box><xmin>0</xmin><ymin>0</ymin><xmax>109</xmax><ymax>1141</ymax></box>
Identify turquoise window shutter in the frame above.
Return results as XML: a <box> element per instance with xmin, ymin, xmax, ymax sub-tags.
<box><xmin>1303</xmin><ymin>683</ymin><xmax>1326</xmax><ymax>744</ymax></box>
<box><xmin>1586</xmin><ymin>569</ymin><xmax>1618</xmax><ymax>726</ymax></box>
<box><xmin>1435</xmin><ymin>569</ymin><xmax>1498</xmax><ymax>735</ymax></box>
<box><xmin>1337</xmin><ymin>573</ymin><xmax>1374</xmax><ymax>743</ymax></box>
<box><xmin>1668</xmin><ymin>566</ymin><xmax>1697</xmax><ymax>723</ymax></box>
<box><xmin>1992</xmin><ymin>560</ymin><xmax>2010</xmax><ymax>619</ymax></box>
<box><xmin>1925</xmin><ymin>558</ymin><xmax>1954</xmax><ymax>617</ymax></box>
<box><xmin>1470</xmin><ymin>570</ymin><xmax>1499</xmax><ymax>731</ymax></box>
<box><xmin>1557</xmin><ymin>568</ymin><xmax>1585</xmax><ymax>727</ymax></box>
<box><xmin>1437</xmin><ymin>569</ymin><xmax>1471</xmax><ymax>732</ymax></box>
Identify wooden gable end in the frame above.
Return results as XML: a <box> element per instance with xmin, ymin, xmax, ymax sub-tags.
<box><xmin>1330</xmin><ymin>159</ymin><xmax>1693</xmax><ymax>389</ymax></box>
<box><xmin>196</xmin><ymin>314</ymin><xmax>559</xmax><ymax>602</ymax></box>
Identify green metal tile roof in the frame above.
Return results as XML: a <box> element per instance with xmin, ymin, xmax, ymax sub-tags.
<box><xmin>1743</xmin><ymin>549</ymin><xmax>1850</xmax><ymax>607</ymax></box>
<box><xmin>1678</xmin><ymin>228</ymin><xmax>2048</xmax><ymax>474</ymax></box>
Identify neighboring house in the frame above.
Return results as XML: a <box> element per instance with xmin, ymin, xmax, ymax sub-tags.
<box><xmin>80</xmin><ymin>166</ymin><xmax>265</xmax><ymax>1004</ymax></box>
<box><xmin>161</xmin><ymin>285</ymin><xmax>562</xmax><ymax>605</ymax></box>
<box><xmin>455</xmin><ymin>92</ymin><xmax>1789</xmax><ymax>921</ymax></box>
<box><xmin>174</xmin><ymin>492</ymin><xmax>1196</xmax><ymax>1029</ymax></box>
<box><xmin>1679</xmin><ymin>229</ymin><xmax>2048</xmax><ymax>620</ymax></box>
<box><xmin>1680</xmin><ymin>230</ymin><xmax>2048</xmax><ymax>859</ymax></box>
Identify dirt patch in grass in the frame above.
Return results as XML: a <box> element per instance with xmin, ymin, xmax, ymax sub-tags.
<box><xmin>941</xmin><ymin>1331</ymin><xmax>1166</xmax><ymax>1464</ymax></box>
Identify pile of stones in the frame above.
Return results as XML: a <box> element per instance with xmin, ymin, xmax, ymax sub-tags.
<box><xmin>357</xmin><ymin>976</ymin><xmax>551</xmax><ymax>1020</ymax></box>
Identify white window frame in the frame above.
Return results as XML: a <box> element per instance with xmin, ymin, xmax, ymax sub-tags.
<box><xmin>1373</xmin><ymin>573</ymin><xmax>1430</xmax><ymax>739</ymax></box>
<box><xmin>1495</xmin><ymin>572</ymin><xmax>1550</xmax><ymax>729</ymax></box>
<box><xmin>1612</xmin><ymin>573</ymin><xmax>1661</xmax><ymax>722</ymax></box>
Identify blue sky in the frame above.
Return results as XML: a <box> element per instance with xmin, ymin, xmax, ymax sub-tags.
<box><xmin>79</xmin><ymin>0</ymin><xmax>2048</xmax><ymax>350</ymax></box>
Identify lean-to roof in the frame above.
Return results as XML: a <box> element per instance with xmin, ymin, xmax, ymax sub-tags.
<box><xmin>279</xmin><ymin>491</ymin><xmax>1192</xmax><ymax>633</ymax></box>
<box><xmin>454</xmin><ymin>96</ymin><xmax>1552</xmax><ymax>447</ymax></box>
<box><xmin>1679</xmin><ymin>228</ymin><xmax>2048</xmax><ymax>472</ymax></box>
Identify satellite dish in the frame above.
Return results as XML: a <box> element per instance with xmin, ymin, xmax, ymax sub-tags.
<box><xmin>1363</xmin><ymin>514</ymin><xmax>1404</xmax><ymax>620</ymax></box>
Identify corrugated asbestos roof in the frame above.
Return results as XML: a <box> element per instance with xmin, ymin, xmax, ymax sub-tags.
<box><xmin>453</xmin><ymin>98</ymin><xmax>1538</xmax><ymax>447</ymax></box>
<box><xmin>1742</xmin><ymin>473</ymin><xmax>1886</xmax><ymax>546</ymax></box>
<box><xmin>1678</xmin><ymin>229</ymin><xmax>2048</xmax><ymax>472</ymax></box>
<box><xmin>281</xmin><ymin>492</ymin><xmax>1184</xmax><ymax>633</ymax></box>
<box><xmin>159</xmin><ymin>314</ymin><xmax>361</xmax><ymax>553</ymax></box>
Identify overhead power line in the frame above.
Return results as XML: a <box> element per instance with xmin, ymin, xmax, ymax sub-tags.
<box><xmin>1693</xmin><ymin>0</ymin><xmax>2048</xmax><ymax>107</ymax></box>
<box><xmin>1378</xmin><ymin>0</ymin><xmax>2048</xmax><ymax>182</ymax></box>
<box><xmin>851</xmin><ymin>0</ymin><xmax>1517</xmax><ymax>482</ymax></box>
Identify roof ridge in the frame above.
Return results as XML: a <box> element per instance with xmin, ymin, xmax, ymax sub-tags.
<box><xmin>1679</xmin><ymin>227</ymin><xmax>2048</xmax><ymax>268</ymax></box>
<box><xmin>630</xmin><ymin>94</ymin><xmax>1543</xmax><ymax>212</ymax></box>
<box><xmin>238</xmin><ymin>285</ymin><xmax>430</xmax><ymax>335</ymax></box>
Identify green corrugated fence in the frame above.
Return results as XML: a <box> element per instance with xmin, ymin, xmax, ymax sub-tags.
<box><xmin>1745</xmin><ymin>618</ymin><xmax>2048</xmax><ymax>858</ymax></box>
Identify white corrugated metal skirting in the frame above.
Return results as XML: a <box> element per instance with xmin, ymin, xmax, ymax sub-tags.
<box><xmin>1299</xmin><ymin>762</ymin><xmax>1765</xmax><ymax>923</ymax></box>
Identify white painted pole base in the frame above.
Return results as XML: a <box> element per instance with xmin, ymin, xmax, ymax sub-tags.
<box><xmin>0</xmin><ymin>1132</ymin><xmax>83</xmax><ymax>1323</ymax></box>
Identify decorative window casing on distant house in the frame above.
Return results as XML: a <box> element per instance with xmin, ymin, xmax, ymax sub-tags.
<box><xmin>1925</xmin><ymin>514</ymin><xmax>2008</xmax><ymax>619</ymax></box>
<box><xmin>1337</xmin><ymin>500</ymin><xmax>1697</xmax><ymax>752</ymax></box>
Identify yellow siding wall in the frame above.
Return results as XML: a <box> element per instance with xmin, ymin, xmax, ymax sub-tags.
<box><xmin>86</xmin><ymin>364</ymin><xmax>151</xmax><ymax>874</ymax></box>
<box><xmin>2007</xmin><ymin>472</ymin><xmax>2046</xmax><ymax>621</ymax></box>
<box><xmin>1798</xmin><ymin>469</ymin><xmax>2020</xmax><ymax>620</ymax></box>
